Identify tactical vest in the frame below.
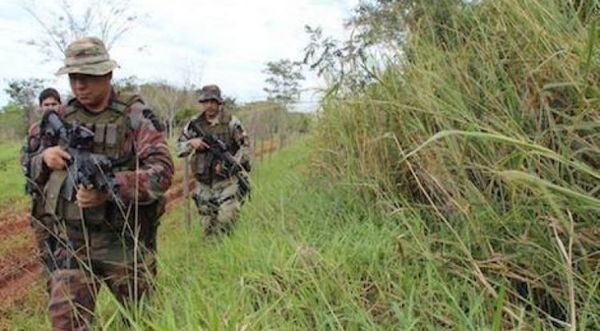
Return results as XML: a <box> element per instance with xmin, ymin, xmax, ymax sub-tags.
<box><xmin>191</xmin><ymin>110</ymin><xmax>238</xmax><ymax>184</ymax></box>
<box><xmin>43</xmin><ymin>95</ymin><xmax>136</xmax><ymax>226</ymax></box>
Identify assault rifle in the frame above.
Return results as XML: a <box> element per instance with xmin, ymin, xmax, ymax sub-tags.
<box><xmin>184</xmin><ymin>120</ymin><xmax>251</xmax><ymax>198</ymax></box>
<box><xmin>40</xmin><ymin>110</ymin><xmax>127</xmax><ymax>207</ymax></box>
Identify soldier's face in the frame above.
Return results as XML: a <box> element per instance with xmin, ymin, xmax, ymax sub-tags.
<box><xmin>200</xmin><ymin>99</ymin><xmax>221</xmax><ymax>119</ymax></box>
<box><xmin>40</xmin><ymin>97</ymin><xmax>60</xmax><ymax>111</ymax></box>
<box><xmin>69</xmin><ymin>73</ymin><xmax>112</xmax><ymax>110</ymax></box>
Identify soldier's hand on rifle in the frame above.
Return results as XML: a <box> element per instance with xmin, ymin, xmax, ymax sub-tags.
<box><xmin>76</xmin><ymin>185</ymin><xmax>110</xmax><ymax>208</ymax></box>
<box><xmin>189</xmin><ymin>138</ymin><xmax>210</xmax><ymax>151</ymax></box>
<box><xmin>42</xmin><ymin>146</ymin><xmax>71</xmax><ymax>170</ymax></box>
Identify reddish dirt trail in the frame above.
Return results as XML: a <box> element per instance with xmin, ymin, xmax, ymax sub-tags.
<box><xmin>0</xmin><ymin>257</ymin><xmax>42</xmax><ymax>306</ymax></box>
<box><xmin>0</xmin><ymin>211</ymin><xmax>29</xmax><ymax>239</ymax></box>
<box><xmin>0</xmin><ymin>209</ymin><xmax>37</xmax><ymax>306</ymax></box>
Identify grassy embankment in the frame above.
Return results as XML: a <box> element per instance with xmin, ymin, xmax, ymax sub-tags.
<box><xmin>312</xmin><ymin>0</ymin><xmax>598</xmax><ymax>329</ymax></box>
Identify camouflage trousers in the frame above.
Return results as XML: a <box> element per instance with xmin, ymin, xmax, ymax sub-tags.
<box><xmin>30</xmin><ymin>214</ymin><xmax>59</xmax><ymax>274</ymax></box>
<box><xmin>193</xmin><ymin>177</ymin><xmax>243</xmax><ymax>237</ymax></box>
<box><xmin>48</xmin><ymin>220</ymin><xmax>156</xmax><ymax>331</ymax></box>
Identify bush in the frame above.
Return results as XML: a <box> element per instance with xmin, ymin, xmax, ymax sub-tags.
<box><xmin>0</xmin><ymin>105</ymin><xmax>27</xmax><ymax>140</ymax></box>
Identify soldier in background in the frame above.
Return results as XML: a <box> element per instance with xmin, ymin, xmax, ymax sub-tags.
<box><xmin>177</xmin><ymin>85</ymin><xmax>251</xmax><ymax>237</ymax></box>
<box><xmin>27</xmin><ymin>36</ymin><xmax>174</xmax><ymax>330</ymax></box>
<box><xmin>38</xmin><ymin>88</ymin><xmax>62</xmax><ymax>113</ymax></box>
<box><xmin>22</xmin><ymin>87</ymin><xmax>63</xmax><ymax>274</ymax></box>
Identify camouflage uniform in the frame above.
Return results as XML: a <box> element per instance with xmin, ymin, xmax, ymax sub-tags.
<box><xmin>177</xmin><ymin>85</ymin><xmax>251</xmax><ymax>237</ymax></box>
<box><xmin>28</xmin><ymin>37</ymin><xmax>174</xmax><ymax>331</ymax></box>
<box><xmin>22</xmin><ymin>117</ymin><xmax>62</xmax><ymax>273</ymax></box>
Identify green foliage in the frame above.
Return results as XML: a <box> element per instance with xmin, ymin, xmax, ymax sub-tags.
<box><xmin>237</xmin><ymin>100</ymin><xmax>312</xmax><ymax>139</ymax></box>
<box><xmin>263</xmin><ymin>59</ymin><xmax>305</xmax><ymax>107</ymax></box>
<box><xmin>174</xmin><ymin>106</ymin><xmax>196</xmax><ymax>126</ymax></box>
<box><xmin>0</xmin><ymin>104</ymin><xmax>28</xmax><ymax>140</ymax></box>
<box><xmin>140</xmin><ymin>82</ymin><xmax>197</xmax><ymax>138</ymax></box>
<box><xmin>0</xmin><ymin>141</ymin><xmax>27</xmax><ymax>210</ymax></box>
<box><xmin>3</xmin><ymin>78</ymin><xmax>46</xmax><ymax>132</ymax></box>
<box><xmin>314</xmin><ymin>0</ymin><xmax>599</xmax><ymax>328</ymax></box>
<box><xmin>4</xmin><ymin>78</ymin><xmax>46</xmax><ymax>111</ymax></box>
<box><xmin>113</xmin><ymin>75</ymin><xmax>140</xmax><ymax>93</ymax></box>
<box><xmin>304</xmin><ymin>0</ymin><xmax>470</xmax><ymax>92</ymax></box>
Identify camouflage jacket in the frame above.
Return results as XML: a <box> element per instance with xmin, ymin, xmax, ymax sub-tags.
<box><xmin>27</xmin><ymin>91</ymin><xmax>174</xmax><ymax>205</ymax></box>
<box><xmin>177</xmin><ymin>110</ymin><xmax>251</xmax><ymax>183</ymax></box>
<box><xmin>21</xmin><ymin>106</ymin><xmax>67</xmax><ymax>196</ymax></box>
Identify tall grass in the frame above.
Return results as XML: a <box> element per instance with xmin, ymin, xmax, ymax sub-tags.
<box><xmin>7</xmin><ymin>140</ymin><xmax>529</xmax><ymax>330</ymax></box>
<box><xmin>0</xmin><ymin>141</ymin><xmax>28</xmax><ymax>211</ymax></box>
<box><xmin>97</xmin><ymin>140</ymin><xmax>534</xmax><ymax>330</ymax></box>
<box><xmin>314</xmin><ymin>0</ymin><xmax>599</xmax><ymax>329</ymax></box>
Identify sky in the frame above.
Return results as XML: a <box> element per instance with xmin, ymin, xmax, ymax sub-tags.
<box><xmin>0</xmin><ymin>0</ymin><xmax>359</xmax><ymax>111</ymax></box>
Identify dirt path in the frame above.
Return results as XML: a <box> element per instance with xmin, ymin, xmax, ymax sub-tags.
<box><xmin>0</xmin><ymin>211</ymin><xmax>29</xmax><ymax>239</ymax></box>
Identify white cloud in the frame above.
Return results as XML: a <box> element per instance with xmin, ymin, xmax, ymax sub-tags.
<box><xmin>0</xmin><ymin>0</ymin><xmax>359</xmax><ymax>110</ymax></box>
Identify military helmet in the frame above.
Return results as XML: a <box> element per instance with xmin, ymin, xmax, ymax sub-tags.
<box><xmin>197</xmin><ymin>84</ymin><xmax>223</xmax><ymax>104</ymax></box>
<box><xmin>55</xmin><ymin>37</ymin><xmax>119</xmax><ymax>76</ymax></box>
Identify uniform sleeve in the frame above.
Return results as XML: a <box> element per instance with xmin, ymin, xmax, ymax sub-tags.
<box><xmin>230</xmin><ymin>116</ymin><xmax>251</xmax><ymax>170</ymax></box>
<box><xmin>22</xmin><ymin>122</ymin><xmax>52</xmax><ymax>189</ymax></box>
<box><xmin>176</xmin><ymin>121</ymin><xmax>195</xmax><ymax>157</ymax></box>
<box><xmin>114</xmin><ymin>111</ymin><xmax>175</xmax><ymax>204</ymax></box>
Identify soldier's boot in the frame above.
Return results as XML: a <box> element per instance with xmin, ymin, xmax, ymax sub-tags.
<box><xmin>215</xmin><ymin>196</ymin><xmax>240</xmax><ymax>236</ymax></box>
<box><xmin>200</xmin><ymin>214</ymin><xmax>215</xmax><ymax>237</ymax></box>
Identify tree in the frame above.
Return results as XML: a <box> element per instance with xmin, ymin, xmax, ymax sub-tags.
<box><xmin>0</xmin><ymin>104</ymin><xmax>28</xmax><ymax>139</ymax></box>
<box><xmin>140</xmin><ymin>82</ymin><xmax>194</xmax><ymax>139</ymax></box>
<box><xmin>262</xmin><ymin>59</ymin><xmax>305</xmax><ymax>108</ymax></box>
<box><xmin>4</xmin><ymin>78</ymin><xmax>47</xmax><ymax>126</ymax></box>
<box><xmin>303</xmin><ymin>0</ymin><xmax>467</xmax><ymax>91</ymax></box>
<box><xmin>303</xmin><ymin>25</ymin><xmax>372</xmax><ymax>91</ymax></box>
<box><xmin>113</xmin><ymin>75</ymin><xmax>140</xmax><ymax>94</ymax></box>
<box><xmin>23</xmin><ymin>0</ymin><xmax>143</xmax><ymax>62</ymax></box>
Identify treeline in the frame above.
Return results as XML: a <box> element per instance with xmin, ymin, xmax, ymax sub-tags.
<box><xmin>0</xmin><ymin>79</ymin><xmax>312</xmax><ymax>141</ymax></box>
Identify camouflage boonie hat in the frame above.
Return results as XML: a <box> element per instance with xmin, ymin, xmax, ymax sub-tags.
<box><xmin>55</xmin><ymin>37</ymin><xmax>119</xmax><ymax>76</ymax></box>
<box><xmin>198</xmin><ymin>85</ymin><xmax>223</xmax><ymax>103</ymax></box>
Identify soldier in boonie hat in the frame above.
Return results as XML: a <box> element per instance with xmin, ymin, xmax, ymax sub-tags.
<box><xmin>197</xmin><ymin>84</ymin><xmax>224</xmax><ymax>104</ymax></box>
<box><xmin>40</xmin><ymin>36</ymin><xmax>174</xmax><ymax>330</ymax></box>
<box><xmin>177</xmin><ymin>83</ymin><xmax>252</xmax><ymax>238</ymax></box>
<box><xmin>55</xmin><ymin>36</ymin><xmax>119</xmax><ymax>76</ymax></box>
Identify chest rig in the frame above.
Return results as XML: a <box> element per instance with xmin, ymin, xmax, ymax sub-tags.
<box><xmin>64</xmin><ymin>100</ymin><xmax>130</xmax><ymax>160</ymax></box>
<box><xmin>191</xmin><ymin>110</ymin><xmax>238</xmax><ymax>184</ymax></box>
<box><xmin>44</xmin><ymin>96</ymin><xmax>135</xmax><ymax>224</ymax></box>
